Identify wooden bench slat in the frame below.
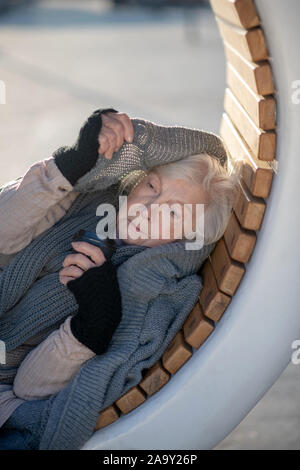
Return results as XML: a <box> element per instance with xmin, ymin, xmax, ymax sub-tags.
<box><xmin>94</xmin><ymin>405</ymin><xmax>120</xmax><ymax>431</ymax></box>
<box><xmin>210</xmin><ymin>0</ymin><xmax>260</xmax><ymax>29</ymax></box>
<box><xmin>224</xmin><ymin>88</ymin><xmax>276</xmax><ymax>161</ymax></box>
<box><xmin>210</xmin><ymin>237</ymin><xmax>245</xmax><ymax>296</ymax></box>
<box><xmin>183</xmin><ymin>301</ymin><xmax>214</xmax><ymax>349</ymax></box>
<box><xmin>233</xmin><ymin>178</ymin><xmax>266</xmax><ymax>231</ymax></box>
<box><xmin>199</xmin><ymin>258</ymin><xmax>231</xmax><ymax>322</ymax></box>
<box><xmin>223</xmin><ymin>211</ymin><xmax>256</xmax><ymax>263</ymax></box>
<box><xmin>139</xmin><ymin>361</ymin><xmax>170</xmax><ymax>397</ymax></box>
<box><xmin>226</xmin><ymin>63</ymin><xmax>275</xmax><ymax>130</ymax></box>
<box><xmin>115</xmin><ymin>386</ymin><xmax>147</xmax><ymax>415</ymax></box>
<box><xmin>224</xmin><ymin>42</ymin><xmax>274</xmax><ymax>95</ymax></box>
<box><xmin>221</xmin><ymin>113</ymin><xmax>273</xmax><ymax>198</ymax></box>
<box><xmin>216</xmin><ymin>18</ymin><xmax>268</xmax><ymax>62</ymax></box>
<box><xmin>162</xmin><ymin>330</ymin><xmax>193</xmax><ymax>374</ymax></box>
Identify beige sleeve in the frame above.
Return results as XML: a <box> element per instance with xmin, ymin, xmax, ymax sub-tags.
<box><xmin>13</xmin><ymin>316</ymin><xmax>96</xmax><ymax>400</ymax></box>
<box><xmin>0</xmin><ymin>156</ymin><xmax>79</xmax><ymax>255</ymax></box>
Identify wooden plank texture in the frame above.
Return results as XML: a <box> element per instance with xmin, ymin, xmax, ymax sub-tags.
<box><xmin>224</xmin><ymin>87</ymin><xmax>276</xmax><ymax>161</ymax></box>
<box><xmin>162</xmin><ymin>330</ymin><xmax>193</xmax><ymax>374</ymax></box>
<box><xmin>199</xmin><ymin>258</ymin><xmax>231</xmax><ymax>322</ymax></box>
<box><xmin>223</xmin><ymin>211</ymin><xmax>256</xmax><ymax>263</ymax></box>
<box><xmin>226</xmin><ymin>63</ymin><xmax>275</xmax><ymax>130</ymax></box>
<box><xmin>94</xmin><ymin>405</ymin><xmax>119</xmax><ymax>431</ymax></box>
<box><xmin>224</xmin><ymin>42</ymin><xmax>274</xmax><ymax>95</ymax></box>
<box><xmin>216</xmin><ymin>17</ymin><xmax>268</xmax><ymax>62</ymax></box>
<box><xmin>210</xmin><ymin>237</ymin><xmax>245</xmax><ymax>296</ymax></box>
<box><xmin>115</xmin><ymin>386</ymin><xmax>147</xmax><ymax>414</ymax></box>
<box><xmin>139</xmin><ymin>361</ymin><xmax>170</xmax><ymax>397</ymax></box>
<box><xmin>221</xmin><ymin>112</ymin><xmax>273</xmax><ymax>198</ymax></box>
<box><xmin>183</xmin><ymin>301</ymin><xmax>215</xmax><ymax>349</ymax></box>
<box><xmin>233</xmin><ymin>178</ymin><xmax>266</xmax><ymax>231</ymax></box>
<box><xmin>210</xmin><ymin>0</ymin><xmax>260</xmax><ymax>29</ymax></box>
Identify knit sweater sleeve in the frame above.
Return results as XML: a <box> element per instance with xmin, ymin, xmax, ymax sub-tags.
<box><xmin>72</xmin><ymin>117</ymin><xmax>228</xmax><ymax>193</ymax></box>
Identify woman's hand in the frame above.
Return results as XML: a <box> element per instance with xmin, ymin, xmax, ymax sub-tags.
<box><xmin>97</xmin><ymin>111</ymin><xmax>134</xmax><ymax>160</ymax></box>
<box><xmin>59</xmin><ymin>241</ymin><xmax>107</xmax><ymax>285</ymax></box>
<box><xmin>53</xmin><ymin>108</ymin><xmax>134</xmax><ymax>186</ymax></box>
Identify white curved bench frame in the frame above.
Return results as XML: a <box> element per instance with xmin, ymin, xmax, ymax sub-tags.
<box><xmin>83</xmin><ymin>0</ymin><xmax>300</xmax><ymax>450</ymax></box>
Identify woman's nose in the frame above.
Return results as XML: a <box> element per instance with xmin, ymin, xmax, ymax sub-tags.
<box><xmin>140</xmin><ymin>207</ymin><xmax>151</xmax><ymax>222</ymax></box>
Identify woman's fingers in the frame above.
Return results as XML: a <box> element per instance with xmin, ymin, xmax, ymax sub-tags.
<box><xmin>59</xmin><ymin>265</ymin><xmax>83</xmax><ymax>286</ymax></box>
<box><xmin>60</xmin><ymin>242</ymin><xmax>106</xmax><ymax>285</ymax></box>
<box><xmin>63</xmin><ymin>251</ymin><xmax>97</xmax><ymax>271</ymax></box>
<box><xmin>112</xmin><ymin>113</ymin><xmax>134</xmax><ymax>143</ymax></box>
<box><xmin>60</xmin><ymin>275</ymin><xmax>74</xmax><ymax>286</ymax></box>
<box><xmin>59</xmin><ymin>265</ymin><xmax>85</xmax><ymax>285</ymax></box>
<box><xmin>59</xmin><ymin>241</ymin><xmax>107</xmax><ymax>286</ymax></box>
<box><xmin>98</xmin><ymin>132</ymin><xmax>110</xmax><ymax>155</ymax></box>
<box><xmin>62</xmin><ymin>265</ymin><xmax>84</xmax><ymax>278</ymax></box>
<box><xmin>98</xmin><ymin>125</ymin><xmax>118</xmax><ymax>159</ymax></box>
<box><xmin>70</xmin><ymin>241</ymin><xmax>106</xmax><ymax>266</ymax></box>
<box><xmin>98</xmin><ymin>112</ymin><xmax>134</xmax><ymax>159</ymax></box>
<box><xmin>103</xmin><ymin>116</ymin><xmax>125</xmax><ymax>149</ymax></box>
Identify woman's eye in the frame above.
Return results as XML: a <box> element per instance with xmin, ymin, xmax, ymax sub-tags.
<box><xmin>147</xmin><ymin>182</ymin><xmax>155</xmax><ymax>189</ymax></box>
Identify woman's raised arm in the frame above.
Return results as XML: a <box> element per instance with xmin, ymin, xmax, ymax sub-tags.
<box><xmin>0</xmin><ymin>107</ymin><xmax>120</xmax><ymax>256</ymax></box>
<box><xmin>72</xmin><ymin>117</ymin><xmax>228</xmax><ymax>194</ymax></box>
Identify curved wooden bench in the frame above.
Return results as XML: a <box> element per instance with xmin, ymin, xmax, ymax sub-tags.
<box><xmin>94</xmin><ymin>0</ymin><xmax>276</xmax><ymax>432</ymax></box>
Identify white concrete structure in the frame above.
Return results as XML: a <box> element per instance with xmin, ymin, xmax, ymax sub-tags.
<box><xmin>83</xmin><ymin>0</ymin><xmax>300</xmax><ymax>450</ymax></box>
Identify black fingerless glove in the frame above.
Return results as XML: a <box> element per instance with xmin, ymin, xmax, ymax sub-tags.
<box><xmin>53</xmin><ymin>107</ymin><xmax>118</xmax><ymax>186</ymax></box>
<box><xmin>66</xmin><ymin>261</ymin><xmax>122</xmax><ymax>355</ymax></box>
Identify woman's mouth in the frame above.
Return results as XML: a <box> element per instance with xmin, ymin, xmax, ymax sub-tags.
<box><xmin>129</xmin><ymin>220</ymin><xmax>143</xmax><ymax>234</ymax></box>
<box><xmin>131</xmin><ymin>222</ymin><xmax>141</xmax><ymax>232</ymax></box>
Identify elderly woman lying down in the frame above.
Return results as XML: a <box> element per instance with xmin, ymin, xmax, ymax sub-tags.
<box><xmin>0</xmin><ymin>108</ymin><xmax>240</xmax><ymax>449</ymax></box>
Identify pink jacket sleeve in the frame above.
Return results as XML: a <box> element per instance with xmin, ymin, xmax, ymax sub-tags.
<box><xmin>0</xmin><ymin>157</ymin><xmax>93</xmax><ymax>400</ymax></box>
<box><xmin>0</xmin><ymin>156</ymin><xmax>79</xmax><ymax>255</ymax></box>
<box><xmin>13</xmin><ymin>316</ymin><xmax>96</xmax><ymax>400</ymax></box>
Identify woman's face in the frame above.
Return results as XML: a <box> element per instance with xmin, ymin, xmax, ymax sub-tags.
<box><xmin>116</xmin><ymin>170</ymin><xmax>208</xmax><ymax>247</ymax></box>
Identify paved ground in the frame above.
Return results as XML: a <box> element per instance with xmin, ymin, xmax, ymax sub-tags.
<box><xmin>0</xmin><ymin>0</ymin><xmax>299</xmax><ymax>450</ymax></box>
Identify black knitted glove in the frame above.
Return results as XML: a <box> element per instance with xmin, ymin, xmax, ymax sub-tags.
<box><xmin>66</xmin><ymin>261</ymin><xmax>122</xmax><ymax>355</ymax></box>
<box><xmin>53</xmin><ymin>107</ymin><xmax>118</xmax><ymax>186</ymax></box>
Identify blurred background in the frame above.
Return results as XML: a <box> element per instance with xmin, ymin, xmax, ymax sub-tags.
<box><xmin>0</xmin><ymin>0</ymin><xmax>299</xmax><ymax>449</ymax></box>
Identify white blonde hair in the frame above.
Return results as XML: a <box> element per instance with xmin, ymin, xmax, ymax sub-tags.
<box><xmin>118</xmin><ymin>152</ymin><xmax>242</xmax><ymax>246</ymax></box>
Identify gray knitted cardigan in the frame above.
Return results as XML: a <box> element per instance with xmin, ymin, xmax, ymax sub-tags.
<box><xmin>0</xmin><ymin>117</ymin><xmax>227</xmax><ymax>450</ymax></box>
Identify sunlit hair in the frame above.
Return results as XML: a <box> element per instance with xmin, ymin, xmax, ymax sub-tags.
<box><xmin>118</xmin><ymin>152</ymin><xmax>243</xmax><ymax>246</ymax></box>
